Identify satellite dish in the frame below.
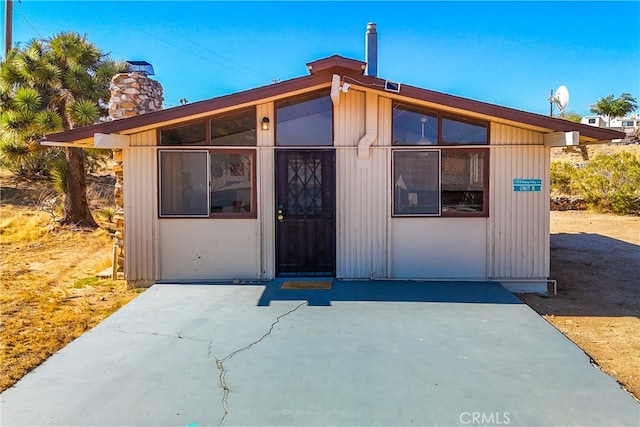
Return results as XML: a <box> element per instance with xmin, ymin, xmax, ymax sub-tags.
<box><xmin>549</xmin><ymin>85</ymin><xmax>569</xmax><ymax>116</ymax></box>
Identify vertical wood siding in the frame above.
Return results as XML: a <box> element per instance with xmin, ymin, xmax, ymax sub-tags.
<box><xmin>123</xmin><ymin>146</ymin><xmax>158</xmax><ymax>281</ymax></box>
<box><xmin>335</xmin><ymin>90</ymin><xmax>388</xmax><ymax>278</ymax></box>
<box><xmin>334</xmin><ymin>89</ymin><xmax>365</xmax><ymax>147</ymax></box>
<box><xmin>488</xmin><ymin>123</ymin><xmax>550</xmax><ymax>279</ymax></box>
<box><xmin>129</xmin><ymin>130</ymin><xmax>156</xmax><ymax>147</ymax></box>
<box><xmin>336</xmin><ymin>149</ymin><xmax>389</xmax><ymax>278</ymax></box>
<box><xmin>257</xmin><ymin>102</ymin><xmax>275</xmax><ymax>279</ymax></box>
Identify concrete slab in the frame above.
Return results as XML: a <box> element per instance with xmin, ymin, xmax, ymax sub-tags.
<box><xmin>1</xmin><ymin>281</ymin><xmax>638</xmax><ymax>427</ymax></box>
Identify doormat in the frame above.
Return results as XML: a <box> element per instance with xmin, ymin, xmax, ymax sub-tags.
<box><xmin>281</xmin><ymin>281</ymin><xmax>332</xmax><ymax>290</ymax></box>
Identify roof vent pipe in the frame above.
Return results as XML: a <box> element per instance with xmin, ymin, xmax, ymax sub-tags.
<box><xmin>365</xmin><ymin>22</ymin><xmax>377</xmax><ymax>77</ymax></box>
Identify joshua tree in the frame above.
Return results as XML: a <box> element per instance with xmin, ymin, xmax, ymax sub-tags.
<box><xmin>0</xmin><ymin>32</ymin><xmax>126</xmax><ymax>227</ymax></box>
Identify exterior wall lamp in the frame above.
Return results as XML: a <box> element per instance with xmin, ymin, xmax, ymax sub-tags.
<box><xmin>261</xmin><ymin>117</ymin><xmax>270</xmax><ymax>130</ymax></box>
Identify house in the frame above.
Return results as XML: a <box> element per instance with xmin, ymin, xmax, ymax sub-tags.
<box><xmin>43</xmin><ymin>32</ymin><xmax>624</xmax><ymax>293</ymax></box>
<box><xmin>581</xmin><ymin>114</ymin><xmax>639</xmax><ymax>143</ymax></box>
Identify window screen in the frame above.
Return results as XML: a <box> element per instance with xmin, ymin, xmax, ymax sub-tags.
<box><xmin>159</xmin><ymin>151</ymin><xmax>209</xmax><ymax>216</ymax></box>
<box><xmin>393</xmin><ymin>150</ymin><xmax>440</xmax><ymax>215</ymax></box>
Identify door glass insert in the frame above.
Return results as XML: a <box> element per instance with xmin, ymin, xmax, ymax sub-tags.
<box><xmin>287</xmin><ymin>158</ymin><xmax>322</xmax><ymax>217</ymax></box>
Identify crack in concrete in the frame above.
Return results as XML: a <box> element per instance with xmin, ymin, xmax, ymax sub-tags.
<box><xmin>212</xmin><ymin>302</ymin><xmax>307</xmax><ymax>427</ymax></box>
<box><xmin>113</xmin><ymin>328</ymin><xmax>210</xmax><ymax>343</ymax></box>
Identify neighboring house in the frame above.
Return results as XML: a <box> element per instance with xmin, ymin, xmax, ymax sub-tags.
<box><xmin>580</xmin><ymin>116</ymin><xmax>608</xmax><ymax>127</ymax></box>
<box><xmin>581</xmin><ymin>114</ymin><xmax>639</xmax><ymax>143</ymax></box>
<box><xmin>43</xmin><ymin>51</ymin><xmax>623</xmax><ymax>293</ymax></box>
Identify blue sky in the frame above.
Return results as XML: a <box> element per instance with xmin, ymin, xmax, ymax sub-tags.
<box><xmin>3</xmin><ymin>1</ymin><xmax>639</xmax><ymax>116</ymax></box>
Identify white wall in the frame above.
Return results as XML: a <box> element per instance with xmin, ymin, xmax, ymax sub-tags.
<box><xmin>158</xmin><ymin>219</ymin><xmax>260</xmax><ymax>281</ymax></box>
<box><xmin>124</xmin><ymin>132</ymin><xmax>158</xmax><ymax>283</ymax></box>
<box><xmin>488</xmin><ymin>124</ymin><xmax>549</xmax><ymax>281</ymax></box>
<box><xmin>389</xmin><ymin>218</ymin><xmax>487</xmax><ymax>278</ymax></box>
<box><xmin>122</xmin><ymin>91</ymin><xmax>551</xmax><ymax>285</ymax></box>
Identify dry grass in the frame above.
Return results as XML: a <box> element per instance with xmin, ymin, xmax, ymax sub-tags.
<box><xmin>550</xmin><ymin>142</ymin><xmax>640</xmax><ymax>162</ymax></box>
<box><xmin>0</xmin><ymin>170</ymin><xmax>142</xmax><ymax>392</ymax></box>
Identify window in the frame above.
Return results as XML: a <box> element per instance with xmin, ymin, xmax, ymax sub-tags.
<box><xmin>442</xmin><ymin>116</ymin><xmax>488</xmax><ymax>145</ymax></box>
<box><xmin>160</xmin><ymin>122</ymin><xmax>207</xmax><ymax>145</ymax></box>
<box><xmin>622</xmin><ymin>121</ymin><xmax>634</xmax><ymax>127</ymax></box>
<box><xmin>393</xmin><ymin>149</ymin><xmax>488</xmax><ymax>217</ymax></box>
<box><xmin>393</xmin><ymin>150</ymin><xmax>440</xmax><ymax>215</ymax></box>
<box><xmin>441</xmin><ymin>151</ymin><xmax>486</xmax><ymax>214</ymax></box>
<box><xmin>276</xmin><ymin>90</ymin><xmax>333</xmax><ymax>146</ymax></box>
<box><xmin>393</xmin><ymin>102</ymin><xmax>488</xmax><ymax>145</ymax></box>
<box><xmin>211</xmin><ymin>109</ymin><xmax>256</xmax><ymax>146</ymax></box>
<box><xmin>159</xmin><ymin>151</ymin><xmax>209</xmax><ymax>216</ymax></box>
<box><xmin>588</xmin><ymin>118</ymin><xmax>597</xmax><ymax>124</ymax></box>
<box><xmin>392</xmin><ymin>104</ymin><xmax>438</xmax><ymax>145</ymax></box>
<box><xmin>159</xmin><ymin>150</ymin><xmax>256</xmax><ymax>218</ymax></box>
<box><xmin>210</xmin><ymin>152</ymin><xmax>253</xmax><ymax>214</ymax></box>
<box><xmin>159</xmin><ymin>108</ymin><xmax>256</xmax><ymax>146</ymax></box>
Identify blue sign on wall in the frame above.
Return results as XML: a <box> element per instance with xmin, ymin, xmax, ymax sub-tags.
<box><xmin>513</xmin><ymin>178</ymin><xmax>542</xmax><ymax>192</ymax></box>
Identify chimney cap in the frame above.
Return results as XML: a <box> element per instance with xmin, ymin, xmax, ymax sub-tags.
<box><xmin>125</xmin><ymin>60</ymin><xmax>155</xmax><ymax>76</ymax></box>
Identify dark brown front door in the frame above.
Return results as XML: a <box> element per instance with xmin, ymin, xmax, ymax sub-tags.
<box><xmin>275</xmin><ymin>150</ymin><xmax>336</xmax><ymax>277</ymax></box>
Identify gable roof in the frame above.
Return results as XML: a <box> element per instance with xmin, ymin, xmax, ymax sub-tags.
<box><xmin>43</xmin><ymin>55</ymin><xmax>624</xmax><ymax>145</ymax></box>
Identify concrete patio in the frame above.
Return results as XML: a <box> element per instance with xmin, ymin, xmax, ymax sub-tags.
<box><xmin>1</xmin><ymin>281</ymin><xmax>638</xmax><ymax>426</ymax></box>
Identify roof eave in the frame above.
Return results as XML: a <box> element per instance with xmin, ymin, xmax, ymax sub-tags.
<box><xmin>41</xmin><ymin>55</ymin><xmax>625</xmax><ymax>146</ymax></box>
<box><xmin>42</xmin><ymin>72</ymin><xmax>328</xmax><ymax>144</ymax></box>
<box><xmin>347</xmin><ymin>75</ymin><xmax>625</xmax><ymax>142</ymax></box>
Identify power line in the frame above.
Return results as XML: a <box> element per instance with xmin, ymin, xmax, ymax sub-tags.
<box><xmin>79</xmin><ymin>1</ymin><xmax>276</xmax><ymax>82</ymax></box>
<box><xmin>151</xmin><ymin>18</ymin><xmax>274</xmax><ymax>81</ymax></box>
<box><xmin>15</xmin><ymin>1</ymin><xmax>43</xmax><ymax>40</ymax></box>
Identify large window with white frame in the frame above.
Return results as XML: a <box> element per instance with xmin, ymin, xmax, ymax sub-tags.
<box><xmin>392</xmin><ymin>149</ymin><xmax>488</xmax><ymax>217</ymax></box>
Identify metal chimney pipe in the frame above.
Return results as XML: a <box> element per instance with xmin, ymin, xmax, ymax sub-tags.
<box><xmin>365</xmin><ymin>22</ymin><xmax>377</xmax><ymax>77</ymax></box>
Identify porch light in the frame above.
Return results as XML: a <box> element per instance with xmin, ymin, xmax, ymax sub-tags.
<box><xmin>261</xmin><ymin>117</ymin><xmax>270</xmax><ymax>130</ymax></box>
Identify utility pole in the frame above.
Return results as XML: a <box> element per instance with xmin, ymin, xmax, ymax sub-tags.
<box><xmin>4</xmin><ymin>0</ymin><xmax>12</xmax><ymax>57</ymax></box>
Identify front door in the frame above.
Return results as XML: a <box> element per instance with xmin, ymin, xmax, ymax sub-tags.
<box><xmin>275</xmin><ymin>150</ymin><xmax>336</xmax><ymax>276</ymax></box>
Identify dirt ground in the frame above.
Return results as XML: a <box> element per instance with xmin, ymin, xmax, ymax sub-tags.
<box><xmin>0</xmin><ymin>173</ymin><xmax>141</xmax><ymax>392</ymax></box>
<box><xmin>519</xmin><ymin>211</ymin><xmax>640</xmax><ymax>400</ymax></box>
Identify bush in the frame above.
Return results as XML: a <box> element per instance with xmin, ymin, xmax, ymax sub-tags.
<box><xmin>552</xmin><ymin>152</ymin><xmax>640</xmax><ymax>215</ymax></box>
<box><xmin>576</xmin><ymin>152</ymin><xmax>640</xmax><ymax>215</ymax></box>
<box><xmin>550</xmin><ymin>161</ymin><xmax>579</xmax><ymax>196</ymax></box>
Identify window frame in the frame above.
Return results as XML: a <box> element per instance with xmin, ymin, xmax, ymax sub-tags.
<box><xmin>392</xmin><ymin>101</ymin><xmax>489</xmax><ymax>146</ymax></box>
<box><xmin>158</xmin><ymin>148</ymin><xmax>257</xmax><ymax>219</ymax></box>
<box><xmin>392</xmin><ymin>149</ymin><xmax>441</xmax><ymax>217</ymax></box>
<box><xmin>275</xmin><ymin>89</ymin><xmax>334</xmax><ymax>147</ymax></box>
<box><xmin>158</xmin><ymin>149</ymin><xmax>210</xmax><ymax>218</ymax></box>
<box><xmin>157</xmin><ymin>107</ymin><xmax>257</xmax><ymax>147</ymax></box>
<box><xmin>391</xmin><ymin>148</ymin><xmax>489</xmax><ymax>218</ymax></box>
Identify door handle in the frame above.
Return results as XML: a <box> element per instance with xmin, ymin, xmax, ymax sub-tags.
<box><xmin>277</xmin><ymin>209</ymin><xmax>284</xmax><ymax>222</ymax></box>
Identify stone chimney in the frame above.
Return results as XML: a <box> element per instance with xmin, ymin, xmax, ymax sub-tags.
<box><xmin>109</xmin><ymin>72</ymin><xmax>163</xmax><ymax>119</ymax></box>
<box><xmin>108</xmin><ymin>71</ymin><xmax>163</xmax><ymax>281</ymax></box>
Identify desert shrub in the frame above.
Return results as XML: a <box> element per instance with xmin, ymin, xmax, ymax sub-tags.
<box><xmin>574</xmin><ymin>152</ymin><xmax>640</xmax><ymax>215</ymax></box>
<box><xmin>100</xmin><ymin>207</ymin><xmax>115</xmax><ymax>222</ymax></box>
<box><xmin>550</xmin><ymin>161</ymin><xmax>579</xmax><ymax>195</ymax></box>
